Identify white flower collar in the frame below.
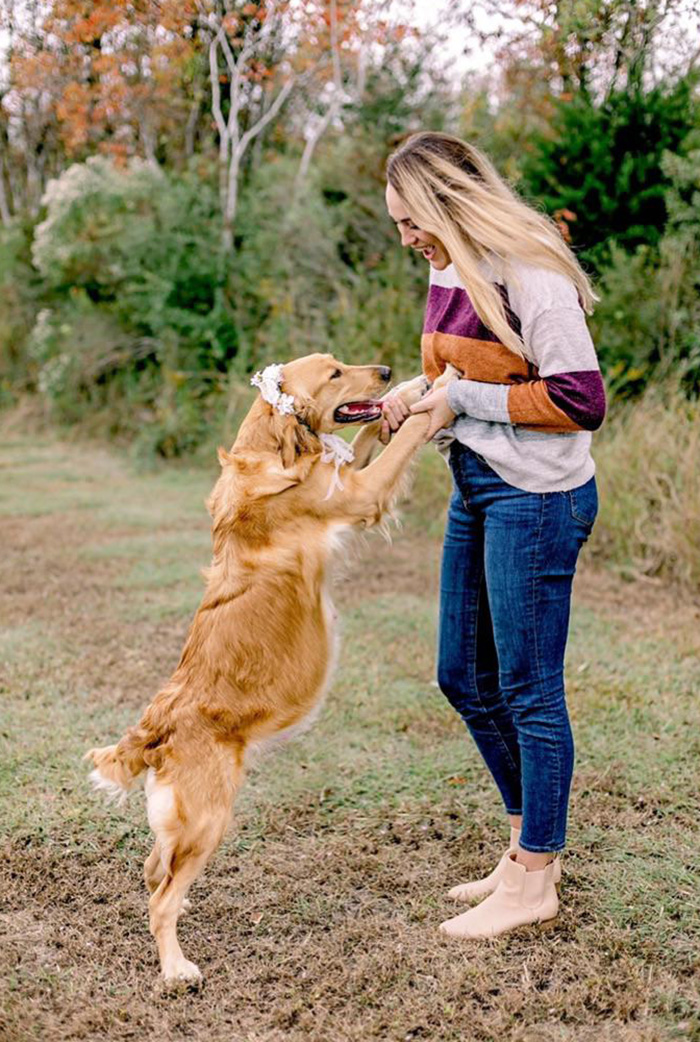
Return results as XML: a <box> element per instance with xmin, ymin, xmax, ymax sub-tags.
<box><xmin>251</xmin><ymin>363</ymin><xmax>355</xmax><ymax>499</ymax></box>
<box><xmin>318</xmin><ymin>432</ymin><xmax>354</xmax><ymax>499</ymax></box>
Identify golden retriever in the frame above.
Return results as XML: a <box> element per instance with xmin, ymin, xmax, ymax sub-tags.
<box><xmin>86</xmin><ymin>353</ymin><xmax>440</xmax><ymax>983</ymax></box>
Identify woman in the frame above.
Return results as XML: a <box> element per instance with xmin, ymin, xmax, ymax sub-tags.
<box><xmin>382</xmin><ymin>132</ymin><xmax>605</xmax><ymax>940</ymax></box>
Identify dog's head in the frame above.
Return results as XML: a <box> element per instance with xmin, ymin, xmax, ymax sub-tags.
<box><xmin>213</xmin><ymin>354</ymin><xmax>392</xmax><ymax>518</ymax></box>
<box><xmin>280</xmin><ymin>353</ymin><xmax>391</xmax><ymax>434</ymax></box>
<box><xmin>254</xmin><ymin>353</ymin><xmax>390</xmax><ymax>470</ymax></box>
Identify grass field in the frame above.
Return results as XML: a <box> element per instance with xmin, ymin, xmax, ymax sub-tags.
<box><xmin>0</xmin><ymin>435</ymin><xmax>699</xmax><ymax>1042</ymax></box>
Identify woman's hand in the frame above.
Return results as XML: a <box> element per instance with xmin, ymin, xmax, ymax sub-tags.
<box><xmin>379</xmin><ymin>392</ymin><xmax>411</xmax><ymax>444</ymax></box>
<box><xmin>409</xmin><ymin>385</ymin><xmax>456</xmax><ymax>441</ymax></box>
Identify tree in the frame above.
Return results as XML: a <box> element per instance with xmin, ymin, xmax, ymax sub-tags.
<box><xmin>462</xmin><ymin>0</ymin><xmax>700</xmax><ymax>103</ymax></box>
<box><xmin>519</xmin><ymin>77</ymin><xmax>699</xmax><ymax>268</ymax></box>
<box><xmin>204</xmin><ymin>1</ymin><xmax>297</xmax><ymax>250</ymax></box>
<box><xmin>43</xmin><ymin>0</ymin><xmax>198</xmax><ymax>163</ymax></box>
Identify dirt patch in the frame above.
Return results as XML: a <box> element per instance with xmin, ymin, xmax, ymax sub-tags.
<box><xmin>2</xmin><ymin>818</ymin><xmax>691</xmax><ymax>1042</ymax></box>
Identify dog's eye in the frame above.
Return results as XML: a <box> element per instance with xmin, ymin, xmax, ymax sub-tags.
<box><xmin>330</xmin><ymin>369</ymin><xmax>342</xmax><ymax>380</ymax></box>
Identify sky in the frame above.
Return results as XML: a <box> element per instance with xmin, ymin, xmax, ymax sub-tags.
<box><xmin>409</xmin><ymin>0</ymin><xmax>502</xmax><ymax>75</ymax></box>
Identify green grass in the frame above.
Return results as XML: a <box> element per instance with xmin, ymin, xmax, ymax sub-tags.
<box><xmin>0</xmin><ymin>435</ymin><xmax>698</xmax><ymax>1042</ymax></box>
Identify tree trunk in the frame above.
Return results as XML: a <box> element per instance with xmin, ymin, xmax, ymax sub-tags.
<box><xmin>0</xmin><ymin>147</ymin><xmax>12</xmax><ymax>225</ymax></box>
<box><xmin>185</xmin><ymin>99</ymin><xmax>200</xmax><ymax>158</ymax></box>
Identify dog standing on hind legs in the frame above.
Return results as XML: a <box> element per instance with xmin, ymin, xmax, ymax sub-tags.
<box><xmin>86</xmin><ymin>353</ymin><xmax>450</xmax><ymax>984</ymax></box>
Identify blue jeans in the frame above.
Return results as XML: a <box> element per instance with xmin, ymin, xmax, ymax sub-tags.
<box><xmin>438</xmin><ymin>442</ymin><xmax>598</xmax><ymax>853</ymax></box>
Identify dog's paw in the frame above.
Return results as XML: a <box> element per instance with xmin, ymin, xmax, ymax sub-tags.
<box><xmin>432</xmin><ymin>363</ymin><xmax>461</xmax><ymax>391</ymax></box>
<box><xmin>391</xmin><ymin>375</ymin><xmax>430</xmax><ymax>409</ymax></box>
<box><xmin>179</xmin><ymin>898</ymin><xmax>192</xmax><ymax>916</ymax></box>
<box><xmin>161</xmin><ymin>958</ymin><xmax>202</xmax><ymax>988</ymax></box>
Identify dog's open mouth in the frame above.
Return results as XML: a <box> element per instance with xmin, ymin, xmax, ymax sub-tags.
<box><xmin>333</xmin><ymin>400</ymin><xmax>383</xmax><ymax>424</ymax></box>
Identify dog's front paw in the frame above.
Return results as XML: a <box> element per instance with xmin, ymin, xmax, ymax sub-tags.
<box><xmin>391</xmin><ymin>374</ymin><xmax>431</xmax><ymax>409</ymax></box>
<box><xmin>432</xmin><ymin>364</ymin><xmax>461</xmax><ymax>391</ymax></box>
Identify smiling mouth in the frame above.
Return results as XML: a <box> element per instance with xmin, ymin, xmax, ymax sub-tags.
<box><xmin>414</xmin><ymin>245</ymin><xmax>436</xmax><ymax>260</ymax></box>
<box><xmin>333</xmin><ymin>400</ymin><xmax>383</xmax><ymax>424</ymax></box>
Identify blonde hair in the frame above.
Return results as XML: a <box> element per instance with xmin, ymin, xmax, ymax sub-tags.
<box><xmin>387</xmin><ymin>132</ymin><xmax>597</xmax><ymax>358</ymax></box>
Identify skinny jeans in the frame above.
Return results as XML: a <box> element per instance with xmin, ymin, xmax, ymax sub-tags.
<box><xmin>438</xmin><ymin>442</ymin><xmax>598</xmax><ymax>853</ymax></box>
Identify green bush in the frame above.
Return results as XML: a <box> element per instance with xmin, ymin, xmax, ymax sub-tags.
<box><xmin>590</xmin><ymin>146</ymin><xmax>700</xmax><ymax>397</ymax></box>
<box><xmin>32</xmin><ymin>156</ymin><xmax>235</xmax><ymax>365</ymax></box>
<box><xmin>657</xmin><ymin>146</ymin><xmax>700</xmax><ymax>390</ymax></box>
<box><xmin>519</xmin><ymin>78</ymin><xmax>698</xmax><ymax>272</ymax></box>
<box><xmin>0</xmin><ymin>222</ymin><xmax>41</xmax><ymax>403</ymax></box>
<box><xmin>233</xmin><ymin>136</ymin><xmax>427</xmax><ymax>375</ymax></box>
<box><xmin>26</xmin><ymin>294</ymin><xmax>230</xmax><ymax>454</ymax></box>
<box><xmin>21</xmin><ymin>157</ymin><xmax>240</xmax><ymax>452</ymax></box>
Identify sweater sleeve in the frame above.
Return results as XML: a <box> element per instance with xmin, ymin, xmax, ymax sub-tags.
<box><xmin>446</xmin><ymin>264</ymin><xmax>607</xmax><ymax>433</ymax></box>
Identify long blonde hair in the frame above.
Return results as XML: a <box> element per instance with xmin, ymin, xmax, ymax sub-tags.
<box><xmin>386</xmin><ymin>132</ymin><xmax>597</xmax><ymax>358</ymax></box>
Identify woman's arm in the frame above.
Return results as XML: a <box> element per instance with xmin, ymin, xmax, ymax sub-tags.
<box><xmin>446</xmin><ymin>331</ymin><xmax>606</xmax><ymax>433</ymax></box>
<box><xmin>447</xmin><ymin>265</ymin><xmax>606</xmax><ymax>434</ymax></box>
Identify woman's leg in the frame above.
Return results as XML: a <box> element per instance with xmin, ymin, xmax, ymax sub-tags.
<box><xmin>439</xmin><ymin>465</ymin><xmax>597</xmax><ymax>938</ymax></box>
<box><xmin>482</xmin><ymin>479</ymin><xmax>597</xmax><ymax>859</ymax></box>
<box><xmin>437</xmin><ymin>486</ymin><xmax>522</xmax><ymax>818</ymax></box>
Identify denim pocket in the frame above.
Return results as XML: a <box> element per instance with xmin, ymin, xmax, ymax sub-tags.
<box><xmin>568</xmin><ymin>478</ymin><xmax>598</xmax><ymax>529</ymax></box>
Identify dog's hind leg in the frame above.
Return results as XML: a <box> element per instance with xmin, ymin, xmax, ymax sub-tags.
<box><xmin>144</xmin><ymin>839</ymin><xmax>191</xmax><ymax>915</ymax></box>
<box><xmin>149</xmin><ymin>845</ymin><xmax>216</xmax><ymax>983</ymax></box>
<box><xmin>144</xmin><ymin>840</ymin><xmax>165</xmax><ymax>894</ymax></box>
<box><xmin>145</xmin><ymin>752</ymin><xmax>241</xmax><ymax>983</ymax></box>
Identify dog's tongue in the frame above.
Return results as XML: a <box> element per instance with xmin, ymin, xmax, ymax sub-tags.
<box><xmin>338</xmin><ymin>401</ymin><xmax>377</xmax><ymax>416</ymax></box>
<box><xmin>334</xmin><ymin>399</ymin><xmax>383</xmax><ymax>423</ymax></box>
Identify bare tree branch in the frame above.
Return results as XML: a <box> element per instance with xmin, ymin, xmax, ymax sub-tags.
<box><xmin>238</xmin><ymin>76</ymin><xmax>294</xmax><ymax>157</ymax></box>
<box><xmin>295</xmin><ymin>0</ymin><xmax>344</xmax><ymax>192</ymax></box>
<box><xmin>206</xmin><ymin>10</ymin><xmax>296</xmax><ymax>250</ymax></box>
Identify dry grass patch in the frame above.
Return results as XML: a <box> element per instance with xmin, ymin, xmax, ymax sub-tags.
<box><xmin>592</xmin><ymin>386</ymin><xmax>700</xmax><ymax>590</ymax></box>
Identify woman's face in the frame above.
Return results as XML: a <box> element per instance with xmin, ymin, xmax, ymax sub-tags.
<box><xmin>385</xmin><ymin>182</ymin><xmax>451</xmax><ymax>270</ymax></box>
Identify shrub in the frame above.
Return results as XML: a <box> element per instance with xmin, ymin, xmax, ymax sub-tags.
<box><xmin>589</xmin><ymin>145</ymin><xmax>700</xmax><ymax>397</ymax></box>
<box><xmin>519</xmin><ymin>78</ymin><xmax>697</xmax><ymax>272</ymax></box>
<box><xmin>22</xmin><ymin>157</ymin><xmax>240</xmax><ymax>452</ymax></box>
<box><xmin>233</xmin><ymin>137</ymin><xmax>427</xmax><ymax>375</ymax></box>
<box><xmin>0</xmin><ymin>222</ymin><xmax>41</xmax><ymax>402</ymax></box>
<box><xmin>32</xmin><ymin>156</ymin><xmax>235</xmax><ymax>365</ymax></box>
<box><xmin>589</xmin><ymin>244</ymin><xmax>667</xmax><ymax>397</ymax></box>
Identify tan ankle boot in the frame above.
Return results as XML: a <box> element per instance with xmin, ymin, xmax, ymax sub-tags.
<box><xmin>448</xmin><ymin>828</ymin><xmax>562</xmax><ymax>904</ymax></box>
<box><xmin>440</xmin><ymin>854</ymin><xmax>559</xmax><ymax>939</ymax></box>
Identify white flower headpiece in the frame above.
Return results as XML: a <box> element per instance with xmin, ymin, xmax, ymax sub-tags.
<box><xmin>250</xmin><ymin>362</ymin><xmax>355</xmax><ymax>498</ymax></box>
<box><xmin>251</xmin><ymin>363</ymin><xmax>295</xmax><ymax>415</ymax></box>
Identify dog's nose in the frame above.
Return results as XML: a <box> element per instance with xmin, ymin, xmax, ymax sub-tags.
<box><xmin>378</xmin><ymin>366</ymin><xmax>392</xmax><ymax>382</ymax></box>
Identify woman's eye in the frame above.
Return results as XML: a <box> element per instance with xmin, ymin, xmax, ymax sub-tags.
<box><xmin>330</xmin><ymin>369</ymin><xmax>342</xmax><ymax>380</ymax></box>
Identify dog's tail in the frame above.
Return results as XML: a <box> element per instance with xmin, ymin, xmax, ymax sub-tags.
<box><xmin>85</xmin><ymin>727</ymin><xmax>151</xmax><ymax>805</ymax></box>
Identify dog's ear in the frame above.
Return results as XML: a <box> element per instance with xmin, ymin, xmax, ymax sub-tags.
<box><xmin>232</xmin><ymin>453</ymin><xmax>310</xmax><ymax>499</ymax></box>
<box><xmin>271</xmin><ymin>408</ymin><xmax>319</xmax><ymax>470</ymax></box>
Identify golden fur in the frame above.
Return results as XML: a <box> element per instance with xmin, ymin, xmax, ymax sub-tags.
<box><xmin>86</xmin><ymin>353</ymin><xmax>437</xmax><ymax>983</ymax></box>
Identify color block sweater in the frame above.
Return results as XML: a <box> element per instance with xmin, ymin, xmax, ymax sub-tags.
<box><xmin>422</xmin><ymin>260</ymin><xmax>606</xmax><ymax>493</ymax></box>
